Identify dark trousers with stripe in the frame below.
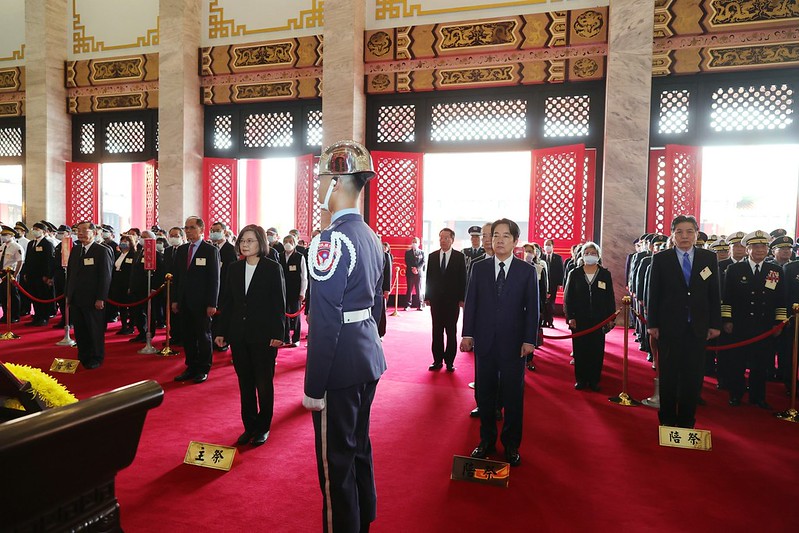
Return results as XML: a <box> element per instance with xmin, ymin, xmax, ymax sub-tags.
<box><xmin>658</xmin><ymin>322</ymin><xmax>706</xmax><ymax>428</ymax></box>
<box><xmin>312</xmin><ymin>380</ymin><xmax>379</xmax><ymax>533</ymax></box>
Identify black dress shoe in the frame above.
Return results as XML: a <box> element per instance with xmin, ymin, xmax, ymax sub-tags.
<box><xmin>526</xmin><ymin>363</ymin><xmax>536</xmax><ymax>371</ymax></box>
<box><xmin>728</xmin><ymin>397</ymin><xmax>741</xmax><ymax>406</ymax></box>
<box><xmin>505</xmin><ymin>447</ymin><xmax>521</xmax><ymax>467</ymax></box>
<box><xmin>496</xmin><ymin>409</ymin><xmax>503</xmax><ymax>421</ymax></box>
<box><xmin>589</xmin><ymin>383</ymin><xmax>601</xmax><ymax>392</ymax></box>
<box><xmin>696</xmin><ymin>397</ymin><xmax>706</xmax><ymax>406</ymax></box>
<box><xmin>470</xmin><ymin>441</ymin><xmax>496</xmax><ymax>459</ymax></box>
<box><xmin>82</xmin><ymin>360</ymin><xmax>102</xmax><ymax>369</ymax></box>
<box><xmin>574</xmin><ymin>382</ymin><xmax>587</xmax><ymax>390</ymax></box>
<box><xmin>193</xmin><ymin>373</ymin><xmax>208</xmax><ymax>384</ymax></box>
<box><xmin>428</xmin><ymin>363</ymin><xmax>443</xmax><ymax>371</ymax></box>
<box><xmin>446</xmin><ymin>365</ymin><xmax>456</xmax><ymax>372</ymax></box>
<box><xmin>116</xmin><ymin>327</ymin><xmax>134</xmax><ymax>335</ymax></box>
<box><xmin>236</xmin><ymin>431</ymin><xmax>254</xmax><ymax>445</ymax></box>
<box><xmin>251</xmin><ymin>431</ymin><xmax>269</xmax><ymax>446</ymax></box>
<box><xmin>469</xmin><ymin>407</ymin><xmax>480</xmax><ymax>418</ymax></box>
<box><xmin>129</xmin><ymin>335</ymin><xmax>147</xmax><ymax>343</ymax></box>
<box><xmin>174</xmin><ymin>370</ymin><xmax>195</xmax><ymax>382</ymax></box>
<box><xmin>751</xmin><ymin>400</ymin><xmax>772</xmax><ymax>410</ymax></box>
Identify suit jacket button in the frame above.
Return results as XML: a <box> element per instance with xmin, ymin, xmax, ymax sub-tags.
<box><xmin>687</xmin><ymin>292</ymin><xmax>691</xmax><ymax>296</ymax></box>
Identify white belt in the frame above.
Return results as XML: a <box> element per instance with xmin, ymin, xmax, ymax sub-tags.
<box><xmin>343</xmin><ymin>309</ymin><xmax>371</xmax><ymax>323</ymax></box>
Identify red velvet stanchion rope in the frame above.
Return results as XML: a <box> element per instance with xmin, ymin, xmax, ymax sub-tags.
<box><xmin>10</xmin><ymin>279</ymin><xmax>65</xmax><ymax>304</ymax></box>
<box><xmin>631</xmin><ymin>307</ymin><xmax>794</xmax><ymax>351</ymax></box>
<box><xmin>541</xmin><ymin>311</ymin><xmax>619</xmax><ymax>340</ymax></box>
<box><xmin>286</xmin><ymin>303</ymin><xmax>306</xmax><ymax>318</ymax></box>
<box><xmin>106</xmin><ymin>284</ymin><xmax>165</xmax><ymax>308</ymax></box>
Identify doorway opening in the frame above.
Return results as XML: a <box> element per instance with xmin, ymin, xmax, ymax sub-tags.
<box><xmin>0</xmin><ymin>164</ymin><xmax>23</xmax><ymax>223</ymax></box>
<box><xmin>237</xmin><ymin>157</ymin><xmax>297</xmax><ymax>235</ymax></box>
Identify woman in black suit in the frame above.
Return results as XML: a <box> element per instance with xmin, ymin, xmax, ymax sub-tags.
<box><xmin>214</xmin><ymin>224</ymin><xmax>286</xmax><ymax>446</ymax></box>
<box><xmin>110</xmin><ymin>234</ymin><xmax>136</xmax><ymax>335</ymax></box>
<box><xmin>563</xmin><ymin>242</ymin><xmax>616</xmax><ymax>392</ymax></box>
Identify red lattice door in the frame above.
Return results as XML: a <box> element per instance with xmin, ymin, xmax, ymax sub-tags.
<box><xmin>294</xmin><ymin>154</ymin><xmax>319</xmax><ymax>242</ymax></box>
<box><xmin>646</xmin><ymin>145</ymin><xmax>702</xmax><ymax>233</ymax></box>
<box><xmin>368</xmin><ymin>151</ymin><xmax>424</xmax><ymax>297</ymax></box>
<box><xmin>65</xmin><ymin>162</ymin><xmax>100</xmax><ymax>225</ymax></box>
<box><xmin>144</xmin><ymin>159</ymin><xmax>159</xmax><ymax>228</ymax></box>
<box><xmin>529</xmin><ymin>144</ymin><xmax>586</xmax><ymax>252</ymax></box>
<box><xmin>202</xmin><ymin>158</ymin><xmax>238</xmax><ymax>233</ymax></box>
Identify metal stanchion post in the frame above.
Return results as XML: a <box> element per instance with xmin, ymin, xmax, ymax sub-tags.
<box><xmin>159</xmin><ymin>274</ymin><xmax>179</xmax><ymax>356</ymax></box>
<box><xmin>609</xmin><ymin>296</ymin><xmax>641</xmax><ymax>407</ymax></box>
<box><xmin>0</xmin><ymin>268</ymin><xmax>20</xmax><ymax>340</ymax></box>
<box><xmin>55</xmin><ymin>269</ymin><xmax>75</xmax><ymax>347</ymax></box>
<box><xmin>642</xmin><ymin>335</ymin><xmax>660</xmax><ymax>408</ymax></box>
<box><xmin>390</xmin><ymin>266</ymin><xmax>400</xmax><ymax>317</ymax></box>
<box><xmin>138</xmin><ymin>270</ymin><xmax>158</xmax><ymax>354</ymax></box>
<box><xmin>775</xmin><ymin>304</ymin><xmax>799</xmax><ymax>423</ymax></box>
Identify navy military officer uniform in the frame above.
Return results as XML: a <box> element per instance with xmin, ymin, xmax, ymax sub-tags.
<box><xmin>305</xmin><ymin>208</ymin><xmax>387</xmax><ymax>532</ymax></box>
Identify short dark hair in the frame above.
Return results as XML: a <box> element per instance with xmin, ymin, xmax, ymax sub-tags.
<box><xmin>187</xmin><ymin>216</ymin><xmax>205</xmax><ymax>229</ymax></box>
<box><xmin>128</xmin><ymin>227</ymin><xmax>141</xmax><ymax>237</ymax></box>
<box><xmin>671</xmin><ymin>215</ymin><xmax>698</xmax><ymax>232</ymax></box>
<box><xmin>235</xmin><ymin>224</ymin><xmax>269</xmax><ymax>259</ymax></box>
<box><xmin>491</xmin><ymin>218</ymin><xmax>520</xmax><ymax>241</ymax></box>
<box><xmin>440</xmin><ymin>228</ymin><xmax>455</xmax><ymax>239</ymax></box>
<box><xmin>170</xmin><ymin>226</ymin><xmax>185</xmax><ymax>237</ymax></box>
<box><xmin>76</xmin><ymin>221</ymin><xmax>96</xmax><ymax>231</ymax></box>
<box><xmin>212</xmin><ymin>221</ymin><xmax>227</xmax><ymax>231</ymax></box>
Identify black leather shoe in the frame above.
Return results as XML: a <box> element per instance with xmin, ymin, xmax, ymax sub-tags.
<box><xmin>470</xmin><ymin>441</ymin><xmax>496</xmax><ymax>459</ymax></box>
<box><xmin>526</xmin><ymin>363</ymin><xmax>536</xmax><ymax>371</ymax></box>
<box><xmin>469</xmin><ymin>407</ymin><xmax>480</xmax><ymax>418</ymax></box>
<box><xmin>696</xmin><ymin>397</ymin><xmax>706</xmax><ymax>406</ymax></box>
<box><xmin>728</xmin><ymin>397</ymin><xmax>741</xmax><ymax>406</ymax></box>
<box><xmin>505</xmin><ymin>447</ymin><xmax>521</xmax><ymax>467</ymax></box>
<box><xmin>82</xmin><ymin>360</ymin><xmax>101</xmax><ymax>370</ymax></box>
<box><xmin>174</xmin><ymin>370</ymin><xmax>195</xmax><ymax>382</ymax></box>
<box><xmin>251</xmin><ymin>431</ymin><xmax>269</xmax><ymax>446</ymax></box>
<box><xmin>496</xmin><ymin>409</ymin><xmax>503</xmax><ymax>421</ymax></box>
<box><xmin>129</xmin><ymin>335</ymin><xmax>147</xmax><ymax>343</ymax></box>
<box><xmin>589</xmin><ymin>383</ymin><xmax>601</xmax><ymax>392</ymax></box>
<box><xmin>751</xmin><ymin>400</ymin><xmax>772</xmax><ymax>410</ymax></box>
<box><xmin>193</xmin><ymin>373</ymin><xmax>208</xmax><ymax>384</ymax></box>
<box><xmin>428</xmin><ymin>363</ymin><xmax>443</xmax><ymax>371</ymax></box>
<box><xmin>446</xmin><ymin>365</ymin><xmax>456</xmax><ymax>372</ymax></box>
<box><xmin>236</xmin><ymin>431</ymin><xmax>253</xmax><ymax>445</ymax></box>
<box><xmin>574</xmin><ymin>382</ymin><xmax>587</xmax><ymax>390</ymax></box>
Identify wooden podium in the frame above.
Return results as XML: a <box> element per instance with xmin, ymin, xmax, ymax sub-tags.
<box><xmin>0</xmin><ymin>380</ymin><xmax>164</xmax><ymax>532</ymax></box>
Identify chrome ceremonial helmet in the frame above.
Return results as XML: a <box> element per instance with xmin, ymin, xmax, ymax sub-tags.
<box><xmin>318</xmin><ymin>140</ymin><xmax>375</xmax><ymax>181</ymax></box>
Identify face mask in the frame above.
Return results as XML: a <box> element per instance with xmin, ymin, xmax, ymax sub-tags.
<box><xmin>209</xmin><ymin>231</ymin><xmax>224</xmax><ymax>241</ymax></box>
<box><xmin>544</xmin><ymin>245</ymin><xmax>553</xmax><ymax>254</ymax></box>
<box><xmin>32</xmin><ymin>229</ymin><xmax>44</xmax><ymax>239</ymax></box>
<box><xmin>267</xmin><ymin>235</ymin><xmax>276</xmax><ymax>244</ymax></box>
<box><xmin>584</xmin><ymin>255</ymin><xmax>599</xmax><ymax>266</ymax></box>
<box><xmin>168</xmin><ymin>237</ymin><xmax>181</xmax><ymax>247</ymax></box>
<box><xmin>284</xmin><ymin>244</ymin><xmax>294</xmax><ymax>254</ymax></box>
<box><xmin>524</xmin><ymin>252</ymin><xmax>534</xmax><ymax>263</ymax></box>
<box><xmin>2</xmin><ymin>235</ymin><xmax>12</xmax><ymax>243</ymax></box>
<box><xmin>56</xmin><ymin>233</ymin><xmax>65</xmax><ymax>240</ymax></box>
<box><xmin>102</xmin><ymin>231</ymin><xmax>111</xmax><ymax>239</ymax></box>
<box><xmin>119</xmin><ymin>243</ymin><xmax>130</xmax><ymax>251</ymax></box>
<box><xmin>156</xmin><ymin>243</ymin><xmax>165</xmax><ymax>252</ymax></box>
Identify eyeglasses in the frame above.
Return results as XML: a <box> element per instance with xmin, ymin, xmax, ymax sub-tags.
<box><xmin>239</xmin><ymin>239</ymin><xmax>259</xmax><ymax>245</ymax></box>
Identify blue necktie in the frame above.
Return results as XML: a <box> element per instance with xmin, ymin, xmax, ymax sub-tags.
<box><xmin>441</xmin><ymin>252</ymin><xmax>446</xmax><ymax>272</ymax></box>
<box><xmin>682</xmin><ymin>251</ymin><xmax>691</xmax><ymax>286</ymax></box>
<box><xmin>496</xmin><ymin>261</ymin><xmax>506</xmax><ymax>296</ymax></box>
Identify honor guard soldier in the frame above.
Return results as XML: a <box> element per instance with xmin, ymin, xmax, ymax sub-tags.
<box><xmin>463</xmin><ymin>225</ymin><xmax>485</xmax><ymax>269</ymax></box>
<box><xmin>302</xmin><ymin>140</ymin><xmax>387</xmax><ymax>533</ymax></box>
<box><xmin>0</xmin><ymin>225</ymin><xmax>24</xmax><ymax>323</ymax></box>
<box><xmin>721</xmin><ymin>230</ymin><xmax>788</xmax><ymax>409</ymax></box>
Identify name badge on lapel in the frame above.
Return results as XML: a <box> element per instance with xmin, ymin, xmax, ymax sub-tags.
<box><xmin>765</xmin><ymin>270</ymin><xmax>779</xmax><ymax>290</ymax></box>
<box><xmin>125</xmin><ymin>257</ymin><xmax>133</xmax><ymax>264</ymax></box>
<box><xmin>36</xmin><ymin>246</ymin><xmax>43</xmax><ymax>252</ymax></box>
<box><xmin>196</xmin><ymin>257</ymin><xmax>207</xmax><ymax>266</ymax></box>
<box><xmin>598</xmin><ymin>281</ymin><xmax>606</xmax><ymax>290</ymax></box>
<box><xmin>289</xmin><ymin>265</ymin><xmax>297</xmax><ymax>271</ymax></box>
<box><xmin>83</xmin><ymin>257</ymin><xmax>94</xmax><ymax>266</ymax></box>
<box><xmin>700</xmin><ymin>267</ymin><xmax>712</xmax><ymax>280</ymax></box>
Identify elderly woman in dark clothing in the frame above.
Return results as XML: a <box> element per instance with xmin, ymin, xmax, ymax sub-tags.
<box><xmin>563</xmin><ymin>242</ymin><xmax>616</xmax><ymax>392</ymax></box>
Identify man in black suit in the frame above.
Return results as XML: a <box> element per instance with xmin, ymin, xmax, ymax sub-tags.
<box><xmin>425</xmin><ymin>228</ymin><xmax>467</xmax><ymax>372</ymax></box>
<box><xmin>266</xmin><ymin>227</ymin><xmax>285</xmax><ymax>263</ymax></box>
<box><xmin>171</xmin><ymin>216</ymin><xmax>220</xmax><ymax>384</ymax></box>
<box><xmin>21</xmin><ymin>221</ymin><xmax>56</xmax><ymax>326</ymax></box>
<box><xmin>51</xmin><ymin>225</ymin><xmax>72</xmax><ymax>328</ymax></box>
<box><xmin>404</xmin><ymin>237</ymin><xmax>425</xmax><ymax>310</ymax></box>
<box><xmin>66</xmin><ymin>222</ymin><xmax>113</xmax><ymax>369</ymax></box>
<box><xmin>647</xmin><ymin>215</ymin><xmax>721</xmax><ymax>428</ymax></box>
<box><xmin>461</xmin><ymin>218</ymin><xmax>538</xmax><ymax>466</ymax></box>
<box><xmin>542</xmin><ymin>238</ymin><xmax>565</xmax><ymax>327</ymax></box>
<box><xmin>378</xmin><ymin>241</ymin><xmax>392</xmax><ymax>338</ymax></box>
<box><xmin>210</xmin><ymin>221</ymin><xmax>238</xmax><ymax>351</ymax></box>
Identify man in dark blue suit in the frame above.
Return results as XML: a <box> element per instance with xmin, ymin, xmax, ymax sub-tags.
<box><xmin>171</xmin><ymin>216</ymin><xmax>220</xmax><ymax>384</ymax></box>
<box><xmin>461</xmin><ymin>218</ymin><xmax>538</xmax><ymax>467</ymax></box>
<box><xmin>303</xmin><ymin>140</ymin><xmax>387</xmax><ymax>532</ymax></box>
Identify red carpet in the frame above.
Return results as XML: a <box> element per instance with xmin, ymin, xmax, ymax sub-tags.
<box><xmin>2</xmin><ymin>312</ymin><xmax>798</xmax><ymax>532</ymax></box>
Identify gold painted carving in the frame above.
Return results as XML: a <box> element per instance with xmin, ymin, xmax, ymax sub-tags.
<box><xmin>548</xmin><ymin>59</ymin><xmax>565</xmax><ymax>82</ymax></box>
<box><xmin>371</xmin><ymin>74</ymin><xmax>392</xmax><ymax>90</ymax></box>
<box><xmin>94</xmin><ymin>93</ymin><xmax>144</xmax><ymax>111</ymax></box>
<box><xmin>573</xmin><ymin>10</ymin><xmax>603</xmax><ymax>38</ymax></box>
<box><xmin>235</xmin><ymin>82</ymin><xmax>295</xmax><ymax>100</ymax></box>
<box><xmin>375</xmin><ymin>0</ymin><xmax>549</xmax><ymax>20</ymax></box>
<box><xmin>0</xmin><ymin>102</ymin><xmax>20</xmax><ymax>116</ymax></box>
<box><xmin>652</xmin><ymin>50</ymin><xmax>673</xmax><ymax>76</ymax></box>
<box><xmin>438</xmin><ymin>20</ymin><xmax>517</xmax><ymax>50</ymax></box>
<box><xmin>572</xmin><ymin>58</ymin><xmax>598</xmax><ymax>78</ymax></box>
<box><xmin>72</xmin><ymin>1</ymin><xmax>159</xmax><ymax>54</ymax></box>
<box><xmin>548</xmin><ymin>11</ymin><xmax>567</xmax><ymax>47</ymax></box>
<box><xmin>233</xmin><ymin>43</ymin><xmax>295</xmax><ymax>68</ymax></box>
<box><xmin>91</xmin><ymin>58</ymin><xmax>144</xmax><ymax>82</ymax></box>
<box><xmin>396</xmin><ymin>27</ymin><xmax>411</xmax><ymax>60</ymax></box>
<box><xmin>397</xmin><ymin>71</ymin><xmax>412</xmax><ymax>91</ymax></box>
<box><xmin>654</xmin><ymin>0</ymin><xmax>673</xmax><ymax>38</ymax></box>
<box><xmin>368</xmin><ymin>32</ymin><xmax>394</xmax><ymax>57</ymax></box>
<box><xmin>0</xmin><ymin>70</ymin><xmax>19</xmax><ymax>90</ymax></box>
<box><xmin>709</xmin><ymin>0</ymin><xmax>799</xmax><ymax>26</ymax></box>
<box><xmin>208</xmin><ymin>0</ymin><xmax>323</xmax><ymax>39</ymax></box>
<box><xmin>0</xmin><ymin>44</ymin><xmax>24</xmax><ymax>62</ymax></box>
<box><xmin>707</xmin><ymin>43</ymin><xmax>799</xmax><ymax>68</ymax></box>
<box><xmin>438</xmin><ymin>65</ymin><xmax>514</xmax><ymax>86</ymax></box>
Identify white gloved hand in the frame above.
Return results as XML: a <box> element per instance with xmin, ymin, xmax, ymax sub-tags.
<box><xmin>303</xmin><ymin>394</ymin><xmax>325</xmax><ymax>411</ymax></box>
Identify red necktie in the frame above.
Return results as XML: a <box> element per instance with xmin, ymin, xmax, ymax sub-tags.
<box><xmin>186</xmin><ymin>242</ymin><xmax>195</xmax><ymax>269</ymax></box>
